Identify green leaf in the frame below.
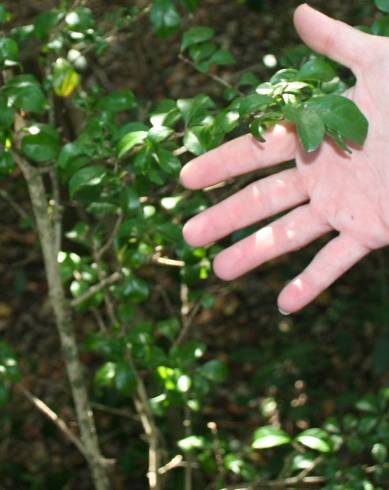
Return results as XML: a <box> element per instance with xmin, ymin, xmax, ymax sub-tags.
<box><xmin>57</xmin><ymin>142</ymin><xmax>91</xmax><ymax>176</ymax></box>
<box><xmin>118</xmin><ymin>131</ymin><xmax>148</xmax><ymax>158</ymax></box>
<box><xmin>181</xmin><ymin>26</ymin><xmax>214</xmax><ymax>51</ymax></box>
<box><xmin>150</xmin><ymin>0</ymin><xmax>181</xmax><ymax>37</ymax></box>
<box><xmin>33</xmin><ymin>9</ymin><xmax>62</xmax><ymax>40</ymax></box>
<box><xmin>68</xmin><ymin>165</ymin><xmax>106</xmax><ymax>198</ymax></box>
<box><xmin>114</xmin><ymin>362</ymin><xmax>136</xmax><ymax>395</ymax></box>
<box><xmin>252</xmin><ymin>426</ymin><xmax>291</xmax><ymax>449</ymax></box>
<box><xmin>117</xmin><ymin>274</ymin><xmax>149</xmax><ymax>303</ymax></box>
<box><xmin>4</xmin><ymin>75</ymin><xmax>47</xmax><ymax>113</ymax></box>
<box><xmin>183</xmin><ymin>127</ymin><xmax>209</xmax><ymax>155</ymax></box>
<box><xmin>208</xmin><ymin>48</ymin><xmax>236</xmax><ymax>66</ymax></box>
<box><xmin>239</xmin><ymin>93</ymin><xmax>274</xmax><ymax>118</ymax></box>
<box><xmin>178</xmin><ymin>435</ymin><xmax>205</xmax><ymax>451</ymax></box>
<box><xmin>21</xmin><ymin>124</ymin><xmax>60</xmax><ymax>162</ymax></box>
<box><xmin>181</xmin><ymin>0</ymin><xmax>199</xmax><ymax>12</ymax></box>
<box><xmin>96</xmin><ymin>90</ymin><xmax>136</xmax><ymax>112</ymax></box>
<box><xmin>372</xmin><ymin>15</ymin><xmax>389</xmax><ymax>36</ymax></box>
<box><xmin>284</xmin><ymin>105</ymin><xmax>325</xmax><ymax>153</ymax></box>
<box><xmin>372</xmin><ymin>443</ymin><xmax>388</xmax><ymax>464</ymax></box>
<box><xmin>0</xmin><ymin>95</ymin><xmax>14</xmax><ymax>129</ymax></box>
<box><xmin>177</xmin><ymin>94</ymin><xmax>215</xmax><ymax>126</ymax></box>
<box><xmin>52</xmin><ymin>58</ymin><xmax>80</xmax><ymax>97</ymax></box>
<box><xmin>0</xmin><ymin>5</ymin><xmax>11</xmax><ymax>24</ymax></box>
<box><xmin>249</xmin><ymin>119</ymin><xmax>266</xmax><ymax>142</ymax></box>
<box><xmin>298</xmin><ymin>58</ymin><xmax>336</xmax><ymax>82</ymax></box>
<box><xmin>148</xmin><ymin>125</ymin><xmax>173</xmax><ymax>143</ymax></box>
<box><xmin>95</xmin><ymin>362</ymin><xmax>116</xmax><ymax>388</ymax></box>
<box><xmin>65</xmin><ymin>7</ymin><xmax>94</xmax><ymax>31</ymax></box>
<box><xmin>0</xmin><ymin>150</ymin><xmax>15</xmax><ymax>176</ymax></box>
<box><xmin>375</xmin><ymin>0</ymin><xmax>389</xmax><ymax>13</ymax></box>
<box><xmin>155</xmin><ymin>148</ymin><xmax>181</xmax><ymax>174</ymax></box>
<box><xmin>199</xmin><ymin>360</ymin><xmax>228</xmax><ymax>383</ymax></box>
<box><xmin>150</xmin><ymin>99</ymin><xmax>180</xmax><ymax>127</ymax></box>
<box><xmin>189</xmin><ymin>42</ymin><xmax>217</xmax><ymax>63</ymax></box>
<box><xmin>295</xmin><ymin>428</ymin><xmax>333</xmax><ymax>453</ymax></box>
<box><xmin>307</xmin><ymin>95</ymin><xmax>368</xmax><ymax>146</ymax></box>
<box><xmin>157</xmin><ymin>318</ymin><xmax>180</xmax><ymax>341</ymax></box>
<box><xmin>0</xmin><ymin>37</ymin><xmax>18</xmax><ymax>67</ymax></box>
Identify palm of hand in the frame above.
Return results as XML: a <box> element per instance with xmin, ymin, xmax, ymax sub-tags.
<box><xmin>180</xmin><ymin>5</ymin><xmax>389</xmax><ymax>313</ymax></box>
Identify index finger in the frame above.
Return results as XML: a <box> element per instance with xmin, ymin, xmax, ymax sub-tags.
<box><xmin>180</xmin><ymin>124</ymin><xmax>297</xmax><ymax>190</ymax></box>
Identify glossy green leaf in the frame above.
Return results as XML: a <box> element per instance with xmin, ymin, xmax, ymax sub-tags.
<box><xmin>252</xmin><ymin>426</ymin><xmax>291</xmax><ymax>449</ymax></box>
<box><xmin>148</xmin><ymin>126</ymin><xmax>173</xmax><ymax>143</ymax></box>
<box><xmin>295</xmin><ymin>428</ymin><xmax>333</xmax><ymax>453</ymax></box>
<box><xmin>118</xmin><ymin>275</ymin><xmax>149</xmax><ymax>303</ymax></box>
<box><xmin>0</xmin><ymin>150</ymin><xmax>15</xmax><ymax>176</ymax></box>
<box><xmin>375</xmin><ymin>0</ymin><xmax>389</xmax><ymax>13</ymax></box>
<box><xmin>115</xmin><ymin>362</ymin><xmax>136</xmax><ymax>395</ymax></box>
<box><xmin>189</xmin><ymin>42</ymin><xmax>217</xmax><ymax>63</ymax></box>
<box><xmin>181</xmin><ymin>26</ymin><xmax>214</xmax><ymax>51</ymax></box>
<box><xmin>68</xmin><ymin>165</ymin><xmax>106</xmax><ymax>198</ymax></box>
<box><xmin>372</xmin><ymin>15</ymin><xmax>389</xmax><ymax>36</ymax></box>
<box><xmin>96</xmin><ymin>90</ymin><xmax>135</xmax><ymax>112</ymax></box>
<box><xmin>4</xmin><ymin>75</ymin><xmax>47</xmax><ymax>113</ymax></box>
<box><xmin>298</xmin><ymin>58</ymin><xmax>336</xmax><ymax>82</ymax></box>
<box><xmin>372</xmin><ymin>443</ymin><xmax>388</xmax><ymax>464</ymax></box>
<box><xmin>285</xmin><ymin>105</ymin><xmax>325</xmax><ymax>152</ymax></box>
<box><xmin>208</xmin><ymin>48</ymin><xmax>236</xmax><ymax>66</ymax></box>
<box><xmin>21</xmin><ymin>124</ymin><xmax>60</xmax><ymax>162</ymax></box>
<box><xmin>52</xmin><ymin>58</ymin><xmax>80</xmax><ymax>97</ymax></box>
<box><xmin>155</xmin><ymin>148</ymin><xmax>180</xmax><ymax>174</ymax></box>
<box><xmin>94</xmin><ymin>361</ymin><xmax>116</xmax><ymax>387</ymax></box>
<box><xmin>157</xmin><ymin>318</ymin><xmax>180</xmax><ymax>341</ymax></box>
<box><xmin>177</xmin><ymin>94</ymin><xmax>215</xmax><ymax>126</ymax></box>
<box><xmin>307</xmin><ymin>95</ymin><xmax>368</xmax><ymax>146</ymax></box>
<box><xmin>183</xmin><ymin>127</ymin><xmax>209</xmax><ymax>155</ymax></box>
<box><xmin>0</xmin><ymin>37</ymin><xmax>18</xmax><ymax>67</ymax></box>
<box><xmin>239</xmin><ymin>93</ymin><xmax>273</xmax><ymax>118</ymax></box>
<box><xmin>0</xmin><ymin>95</ymin><xmax>14</xmax><ymax>129</ymax></box>
<box><xmin>150</xmin><ymin>0</ymin><xmax>181</xmax><ymax>37</ymax></box>
<box><xmin>178</xmin><ymin>435</ymin><xmax>205</xmax><ymax>451</ymax></box>
<box><xmin>150</xmin><ymin>99</ymin><xmax>180</xmax><ymax>127</ymax></box>
<box><xmin>57</xmin><ymin>142</ymin><xmax>91</xmax><ymax>176</ymax></box>
<box><xmin>65</xmin><ymin>7</ymin><xmax>94</xmax><ymax>31</ymax></box>
<box><xmin>249</xmin><ymin>119</ymin><xmax>266</xmax><ymax>141</ymax></box>
<box><xmin>199</xmin><ymin>360</ymin><xmax>228</xmax><ymax>383</ymax></box>
<box><xmin>117</xmin><ymin>130</ymin><xmax>148</xmax><ymax>158</ymax></box>
<box><xmin>33</xmin><ymin>9</ymin><xmax>62</xmax><ymax>40</ymax></box>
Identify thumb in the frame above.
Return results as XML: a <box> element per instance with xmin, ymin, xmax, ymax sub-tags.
<box><xmin>294</xmin><ymin>4</ymin><xmax>373</xmax><ymax>72</ymax></box>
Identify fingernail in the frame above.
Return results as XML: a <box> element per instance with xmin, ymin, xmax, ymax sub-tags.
<box><xmin>278</xmin><ymin>307</ymin><xmax>290</xmax><ymax>316</ymax></box>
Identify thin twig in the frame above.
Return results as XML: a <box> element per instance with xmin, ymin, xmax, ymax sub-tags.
<box><xmin>158</xmin><ymin>454</ymin><xmax>184</xmax><ymax>475</ymax></box>
<box><xmin>91</xmin><ymin>402</ymin><xmax>139</xmax><ymax>421</ymax></box>
<box><xmin>17</xmin><ymin>384</ymin><xmax>87</xmax><ymax>458</ymax></box>
<box><xmin>178</xmin><ymin>53</ymin><xmax>243</xmax><ymax>95</ymax></box>
<box><xmin>95</xmin><ymin>210</ymin><xmax>123</xmax><ymax>261</ymax></box>
<box><xmin>71</xmin><ymin>271</ymin><xmax>123</xmax><ymax>307</ymax></box>
<box><xmin>152</xmin><ymin>255</ymin><xmax>185</xmax><ymax>267</ymax></box>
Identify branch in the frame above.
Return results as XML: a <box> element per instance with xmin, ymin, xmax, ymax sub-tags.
<box><xmin>18</xmin><ymin>384</ymin><xmax>87</xmax><ymax>459</ymax></box>
<box><xmin>71</xmin><ymin>271</ymin><xmax>123</xmax><ymax>307</ymax></box>
<box><xmin>152</xmin><ymin>255</ymin><xmax>185</xmax><ymax>268</ymax></box>
<box><xmin>95</xmin><ymin>210</ymin><xmax>123</xmax><ymax>261</ymax></box>
<box><xmin>178</xmin><ymin>53</ymin><xmax>243</xmax><ymax>94</ymax></box>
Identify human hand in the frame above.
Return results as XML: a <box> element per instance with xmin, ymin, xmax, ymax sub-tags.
<box><xmin>180</xmin><ymin>4</ymin><xmax>389</xmax><ymax>314</ymax></box>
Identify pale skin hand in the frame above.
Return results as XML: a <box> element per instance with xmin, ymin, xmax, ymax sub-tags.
<box><xmin>179</xmin><ymin>4</ymin><xmax>389</xmax><ymax>314</ymax></box>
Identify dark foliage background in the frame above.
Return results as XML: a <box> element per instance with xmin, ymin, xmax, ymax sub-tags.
<box><xmin>0</xmin><ymin>1</ymin><xmax>388</xmax><ymax>489</ymax></box>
